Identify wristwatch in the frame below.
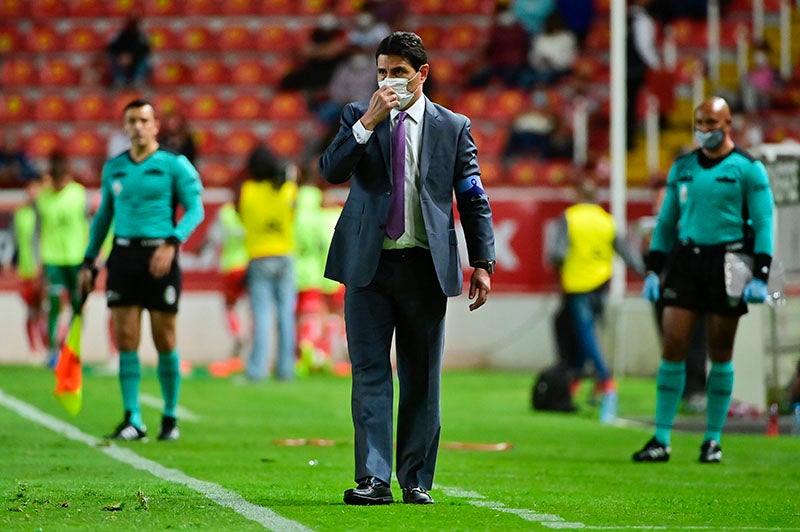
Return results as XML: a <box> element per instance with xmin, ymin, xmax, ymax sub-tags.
<box><xmin>473</xmin><ymin>259</ymin><xmax>495</xmax><ymax>275</ymax></box>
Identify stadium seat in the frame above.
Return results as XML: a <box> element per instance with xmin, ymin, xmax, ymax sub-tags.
<box><xmin>152</xmin><ymin>92</ymin><xmax>185</xmax><ymax>116</ymax></box>
<box><xmin>0</xmin><ymin>93</ymin><xmax>30</xmax><ymax>123</ymax></box>
<box><xmin>670</xmin><ymin>18</ymin><xmax>707</xmax><ymax>49</ymax></box>
<box><xmin>186</xmin><ymin>93</ymin><xmax>226</xmax><ymax>121</ymax></box>
<box><xmin>410</xmin><ymin>25</ymin><xmax>442</xmax><ymax>49</ymax></box>
<box><xmin>1</xmin><ymin>58</ymin><xmax>36</xmax><ymax>86</ymax></box>
<box><xmin>573</xmin><ymin>55</ymin><xmax>610</xmax><ymax>84</ymax></box>
<box><xmin>26</xmin><ymin>130</ymin><xmax>63</xmax><ymax>158</ymax></box>
<box><xmin>147</xmin><ymin>25</ymin><xmax>180</xmax><ymax>51</ymax></box>
<box><xmin>106</xmin><ymin>0</ymin><xmax>139</xmax><ymax>17</ymax></box>
<box><xmin>191</xmin><ymin>59</ymin><xmax>229</xmax><ymax>85</ymax></box>
<box><xmin>193</xmin><ymin>128</ymin><xmax>219</xmax><ymax>155</ymax></box>
<box><xmin>229</xmin><ymin>93</ymin><xmax>264</xmax><ymax>120</ymax></box>
<box><xmin>66</xmin><ymin>130</ymin><xmax>105</xmax><ymax>157</ymax></box>
<box><xmin>451</xmin><ymin>90</ymin><xmax>490</xmax><ymax>120</ymax></box>
<box><xmin>488</xmin><ymin>89</ymin><xmax>530</xmax><ymax>121</ymax></box>
<box><xmin>39</xmin><ymin>59</ymin><xmax>78</xmax><ymax>86</ymax></box>
<box><xmin>152</xmin><ymin>60</ymin><xmax>190</xmax><ymax>86</ymax></box>
<box><xmin>408</xmin><ymin>0</ymin><xmax>446</xmax><ymax>14</ymax></box>
<box><xmin>0</xmin><ymin>0</ymin><xmax>28</xmax><ymax>18</ymax></box>
<box><xmin>224</xmin><ymin>0</ymin><xmax>257</xmax><ymax>15</ymax></box>
<box><xmin>446</xmin><ymin>0</ymin><xmax>493</xmax><ymax>14</ymax></box>
<box><xmin>35</xmin><ymin>94</ymin><xmax>72</xmax><ymax>121</ymax></box>
<box><xmin>428</xmin><ymin>55</ymin><xmax>466</xmax><ymax>87</ymax></box>
<box><xmin>266</xmin><ymin>126</ymin><xmax>305</xmax><ymax>159</ymax></box>
<box><xmin>67</xmin><ymin>0</ymin><xmax>107</xmax><ymax>17</ymax></box>
<box><xmin>258</xmin><ymin>0</ymin><xmax>294</xmax><ymax>14</ymax></box>
<box><xmin>507</xmin><ymin>158</ymin><xmax>542</xmax><ymax>186</ymax></box>
<box><xmin>295</xmin><ymin>0</ymin><xmax>327</xmax><ymax>14</ymax></box>
<box><xmin>230</xmin><ymin>59</ymin><xmax>265</xmax><ymax>85</ymax></box>
<box><xmin>111</xmin><ymin>90</ymin><xmax>145</xmax><ymax>117</ymax></box>
<box><xmin>197</xmin><ymin>161</ymin><xmax>234</xmax><ymax>187</ymax></box>
<box><xmin>181</xmin><ymin>25</ymin><xmax>217</xmax><ymax>51</ymax></box>
<box><xmin>470</xmin><ymin>123</ymin><xmax>508</xmax><ymax>158</ymax></box>
<box><xmin>673</xmin><ymin>55</ymin><xmax>704</xmax><ymax>84</ymax></box>
<box><xmin>0</xmin><ymin>26</ymin><xmax>22</xmax><ymax>54</ymax></box>
<box><xmin>265</xmin><ymin>92</ymin><xmax>310</xmax><ymax>121</ymax></box>
<box><xmin>441</xmin><ymin>22</ymin><xmax>487</xmax><ymax>51</ymax></box>
<box><xmin>73</xmin><ymin>91</ymin><xmax>112</xmax><ymax>122</ymax></box>
<box><xmin>218</xmin><ymin>25</ymin><xmax>254</xmax><ymax>51</ymax></box>
<box><xmin>254</xmin><ymin>25</ymin><xmax>298</xmax><ymax>51</ymax></box>
<box><xmin>183</xmin><ymin>0</ymin><xmax>222</xmax><ymax>15</ymax></box>
<box><xmin>478</xmin><ymin>157</ymin><xmax>505</xmax><ymax>186</ymax></box>
<box><xmin>262</xmin><ymin>56</ymin><xmax>294</xmax><ymax>86</ymax></box>
<box><xmin>63</xmin><ymin>25</ymin><xmax>105</xmax><ymax>51</ymax></box>
<box><xmin>27</xmin><ymin>25</ymin><xmax>62</xmax><ymax>53</ymax></box>
<box><xmin>29</xmin><ymin>0</ymin><xmax>67</xmax><ymax>18</ymax></box>
<box><xmin>143</xmin><ymin>0</ymin><xmax>183</xmax><ymax>16</ymax></box>
<box><xmin>334</xmin><ymin>0</ymin><xmax>360</xmax><ymax>15</ymax></box>
<box><xmin>540</xmin><ymin>159</ymin><xmax>573</xmax><ymax>186</ymax></box>
<box><xmin>584</xmin><ymin>21</ymin><xmax>610</xmax><ymax>51</ymax></box>
<box><xmin>221</xmin><ymin>130</ymin><xmax>259</xmax><ymax>156</ymax></box>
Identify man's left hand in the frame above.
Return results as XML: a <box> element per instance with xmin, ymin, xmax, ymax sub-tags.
<box><xmin>742</xmin><ymin>278</ymin><xmax>768</xmax><ymax>303</ymax></box>
<box><xmin>468</xmin><ymin>268</ymin><xmax>491</xmax><ymax>311</ymax></box>
<box><xmin>149</xmin><ymin>243</ymin><xmax>176</xmax><ymax>278</ymax></box>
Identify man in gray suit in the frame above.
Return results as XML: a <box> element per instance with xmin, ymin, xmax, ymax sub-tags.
<box><xmin>320</xmin><ymin>32</ymin><xmax>495</xmax><ymax>506</ymax></box>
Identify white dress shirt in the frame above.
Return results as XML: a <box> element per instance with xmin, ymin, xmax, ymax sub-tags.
<box><xmin>353</xmin><ymin>95</ymin><xmax>428</xmax><ymax>249</ymax></box>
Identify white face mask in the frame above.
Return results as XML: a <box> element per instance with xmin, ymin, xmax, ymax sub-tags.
<box><xmin>378</xmin><ymin>71</ymin><xmax>419</xmax><ymax>110</ymax></box>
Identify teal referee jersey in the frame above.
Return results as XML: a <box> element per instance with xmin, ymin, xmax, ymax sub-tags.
<box><xmin>651</xmin><ymin>147</ymin><xmax>774</xmax><ymax>256</ymax></box>
<box><xmin>85</xmin><ymin>149</ymin><xmax>204</xmax><ymax>260</ymax></box>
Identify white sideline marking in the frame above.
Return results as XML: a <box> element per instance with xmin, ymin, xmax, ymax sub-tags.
<box><xmin>139</xmin><ymin>393</ymin><xmax>200</xmax><ymax>422</ymax></box>
<box><xmin>437</xmin><ymin>484</ymin><xmax>800</xmax><ymax>530</ymax></box>
<box><xmin>0</xmin><ymin>389</ymin><xmax>312</xmax><ymax>532</ymax></box>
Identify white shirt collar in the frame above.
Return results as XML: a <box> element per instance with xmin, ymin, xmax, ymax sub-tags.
<box><xmin>391</xmin><ymin>94</ymin><xmax>425</xmax><ymax>124</ymax></box>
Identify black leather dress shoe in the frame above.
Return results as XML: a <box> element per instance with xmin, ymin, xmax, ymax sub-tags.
<box><xmin>402</xmin><ymin>487</ymin><xmax>434</xmax><ymax>504</ymax></box>
<box><xmin>343</xmin><ymin>477</ymin><xmax>394</xmax><ymax>505</ymax></box>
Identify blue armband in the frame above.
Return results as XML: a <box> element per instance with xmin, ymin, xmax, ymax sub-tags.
<box><xmin>455</xmin><ymin>176</ymin><xmax>485</xmax><ymax>199</ymax></box>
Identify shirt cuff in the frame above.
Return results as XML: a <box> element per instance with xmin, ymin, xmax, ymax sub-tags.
<box><xmin>352</xmin><ymin>120</ymin><xmax>373</xmax><ymax>144</ymax></box>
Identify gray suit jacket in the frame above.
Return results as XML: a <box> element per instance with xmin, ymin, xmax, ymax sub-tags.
<box><xmin>320</xmin><ymin>97</ymin><xmax>495</xmax><ymax>297</ymax></box>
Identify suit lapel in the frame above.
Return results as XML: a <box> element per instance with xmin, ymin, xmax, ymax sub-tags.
<box><xmin>419</xmin><ymin>99</ymin><xmax>440</xmax><ymax>185</ymax></box>
<box><xmin>376</xmin><ymin>118</ymin><xmax>392</xmax><ymax>182</ymax></box>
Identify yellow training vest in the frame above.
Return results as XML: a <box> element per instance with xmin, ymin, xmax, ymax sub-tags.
<box><xmin>560</xmin><ymin>203</ymin><xmax>616</xmax><ymax>293</ymax></box>
<box><xmin>238</xmin><ymin>179</ymin><xmax>297</xmax><ymax>259</ymax></box>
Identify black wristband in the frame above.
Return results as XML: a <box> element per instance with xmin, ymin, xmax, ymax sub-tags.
<box><xmin>81</xmin><ymin>257</ymin><xmax>95</xmax><ymax>270</ymax></box>
<box><xmin>644</xmin><ymin>250</ymin><xmax>667</xmax><ymax>275</ymax></box>
<box><xmin>166</xmin><ymin>236</ymin><xmax>181</xmax><ymax>248</ymax></box>
<box><xmin>753</xmin><ymin>253</ymin><xmax>772</xmax><ymax>283</ymax></box>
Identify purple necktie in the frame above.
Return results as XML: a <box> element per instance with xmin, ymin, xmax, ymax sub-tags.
<box><xmin>386</xmin><ymin>111</ymin><xmax>407</xmax><ymax>240</ymax></box>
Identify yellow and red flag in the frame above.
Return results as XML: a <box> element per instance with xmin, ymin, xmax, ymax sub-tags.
<box><xmin>54</xmin><ymin>313</ymin><xmax>83</xmax><ymax>416</ymax></box>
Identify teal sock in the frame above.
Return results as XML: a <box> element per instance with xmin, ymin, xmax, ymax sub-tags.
<box><xmin>119</xmin><ymin>351</ymin><xmax>142</xmax><ymax>429</ymax></box>
<box><xmin>654</xmin><ymin>360</ymin><xmax>686</xmax><ymax>446</ymax></box>
<box><xmin>157</xmin><ymin>349</ymin><xmax>180</xmax><ymax>418</ymax></box>
<box><xmin>705</xmin><ymin>360</ymin><xmax>734</xmax><ymax>444</ymax></box>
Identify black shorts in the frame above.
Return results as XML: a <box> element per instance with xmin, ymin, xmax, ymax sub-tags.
<box><xmin>661</xmin><ymin>241</ymin><xmax>748</xmax><ymax>317</ymax></box>
<box><xmin>105</xmin><ymin>238</ymin><xmax>181</xmax><ymax>313</ymax></box>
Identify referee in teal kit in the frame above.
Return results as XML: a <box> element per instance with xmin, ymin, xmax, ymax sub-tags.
<box><xmin>632</xmin><ymin>96</ymin><xmax>774</xmax><ymax>464</ymax></box>
<box><xmin>79</xmin><ymin>99</ymin><xmax>204</xmax><ymax>442</ymax></box>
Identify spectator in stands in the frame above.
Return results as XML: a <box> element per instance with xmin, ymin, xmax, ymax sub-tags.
<box><xmin>317</xmin><ymin>43</ymin><xmax>378</xmax><ymax>127</ymax></box>
<box><xmin>512</xmin><ymin>0</ymin><xmax>557</xmax><ymax>35</ymax></box>
<box><xmin>556</xmin><ymin>0</ymin><xmax>595</xmax><ymax>48</ymax></box>
<box><xmin>348</xmin><ymin>9</ymin><xmax>390</xmax><ymax>50</ymax></box>
<box><xmin>626</xmin><ymin>0</ymin><xmax>661</xmax><ymax>150</ymax></box>
<box><xmin>157</xmin><ymin>110</ymin><xmax>197</xmax><ymax>164</ymax></box>
<box><xmin>741</xmin><ymin>40</ymin><xmax>778</xmax><ymax>113</ymax></box>
<box><xmin>107</xmin><ymin>14</ymin><xmax>152</xmax><ymax>88</ymax></box>
<box><xmin>522</xmin><ymin>11</ymin><xmax>579</xmax><ymax>88</ymax></box>
<box><xmin>0</xmin><ymin>130</ymin><xmax>39</xmax><ymax>188</ymax></box>
<box><xmin>467</xmin><ymin>7</ymin><xmax>531</xmax><ymax>88</ymax></box>
<box><xmin>280</xmin><ymin>14</ymin><xmax>350</xmax><ymax>93</ymax></box>
<box><xmin>363</xmin><ymin>0</ymin><xmax>406</xmax><ymax>28</ymax></box>
<box><xmin>504</xmin><ymin>95</ymin><xmax>573</xmax><ymax>160</ymax></box>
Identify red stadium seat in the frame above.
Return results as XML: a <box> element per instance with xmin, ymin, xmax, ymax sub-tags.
<box><xmin>148</xmin><ymin>25</ymin><xmax>180</xmax><ymax>51</ymax></box>
<box><xmin>1</xmin><ymin>58</ymin><xmax>36</xmax><ymax>86</ymax></box>
<box><xmin>488</xmin><ymin>89</ymin><xmax>530</xmax><ymax>121</ymax></box>
<box><xmin>221</xmin><ymin>130</ymin><xmax>259</xmax><ymax>156</ymax></box>
<box><xmin>446</xmin><ymin>0</ymin><xmax>493</xmax><ymax>15</ymax></box>
<box><xmin>0</xmin><ymin>0</ymin><xmax>28</xmax><ymax>18</ymax></box>
<box><xmin>198</xmin><ymin>161</ymin><xmax>234</xmax><ymax>187</ymax></box>
<box><xmin>441</xmin><ymin>22</ymin><xmax>487</xmax><ymax>51</ymax></box>
<box><xmin>29</xmin><ymin>0</ymin><xmax>67</xmax><ymax>18</ymax></box>
<box><xmin>258</xmin><ymin>0</ymin><xmax>293</xmax><ymax>14</ymax></box>
<box><xmin>63</xmin><ymin>25</ymin><xmax>105</xmax><ymax>51</ymax></box>
<box><xmin>229</xmin><ymin>93</ymin><xmax>263</xmax><ymax>120</ymax></box>
<box><xmin>183</xmin><ymin>0</ymin><xmax>222</xmax><ymax>15</ymax></box>
<box><xmin>265</xmin><ymin>92</ymin><xmax>310</xmax><ymax>121</ymax></box>
<box><xmin>26</xmin><ymin>130</ymin><xmax>64</xmax><ymax>158</ymax></box>
<box><xmin>334</xmin><ymin>0</ymin><xmax>361</xmax><ymax>15</ymax></box>
<box><xmin>428</xmin><ymin>55</ymin><xmax>466</xmax><ymax>87</ymax></box>
<box><xmin>507</xmin><ymin>158</ymin><xmax>542</xmax><ymax>186</ymax></box>
<box><xmin>193</xmin><ymin>128</ymin><xmax>219</xmax><ymax>155</ymax></box>
<box><xmin>152</xmin><ymin>92</ymin><xmax>185</xmax><ymax>116</ymax></box>
<box><xmin>73</xmin><ymin>91</ymin><xmax>112</xmax><ymax>122</ymax></box>
<box><xmin>27</xmin><ymin>25</ymin><xmax>62</xmax><ymax>53</ymax></box>
<box><xmin>218</xmin><ymin>25</ymin><xmax>254</xmax><ymax>51</ymax></box>
<box><xmin>540</xmin><ymin>160</ymin><xmax>573</xmax><ymax>186</ymax></box>
<box><xmin>143</xmin><ymin>0</ymin><xmax>183</xmax><ymax>16</ymax></box>
<box><xmin>262</xmin><ymin>56</ymin><xmax>293</xmax><ymax>86</ymax></box>
<box><xmin>295</xmin><ymin>0</ymin><xmax>326</xmax><ymax>14</ymax></box>
<box><xmin>181</xmin><ymin>25</ymin><xmax>217</xmax><ymax>51</ymax></box>
<box><xmin>152</xmin><ymin>60</ymin><xmax>190</xmax><ymax>86</ymax></box>
<box><xmin>470</xmin><ymin>123</ymin><xmax>508</xmax><ymax>158</ymax></box>
<box><xmin>410</xmin><ymin>25</ymin><xmax>442</xmax><ymax>49</ymax></box>
<box><xmin>66</xmin><ymin>130</ymin><xmax>105</xmax><ymax>157</ymax></box>
<box><xmin>35</xmin><ymin>94</ymin><xmax>72</xmax><ymax>121</ymax></box>
<box><xmin>408</xmin><ymin>0</ymin><xmax>446</xmax><ymax>14</ymax></box>
<box><xmin>111</xmin><ymin>90</ymin><xmax>145</xmax><ymax>117</ymax></box>
<box><xmin>584</xmin><ymin>21</ymin><xmax>610</xmax><ymax>51</ymax></box>
<box><xmin>451</xmin><ymin>90</ymin><xmax>490</xmax><ymax>120</ymax></box>
<box><xmin>106</xmin><ymin>0</ymin><xmax>139</xmax><ymax>17</ymax></box>
<box><xmin>254</xmin><ymin>25</ymin><xmax>298</xmax><ymax>51</ymax></box>
<box><xmin>191</xmin><ymin>59</ymin><xmax>229</xmax><ymax>85</ymax></box>
<box><xmin>478</xmin><ymin>157</ymin><xmax>505</xmax><ymax>186</ymax></box>
<box><xmin>186</xmin><ymin>93</ymin><xmax>226</xmax><ymax>121</ymax></box>
<box><xmin>573</xmin><ymin>55</ymin><xmax>610</xmax><ymax>84</ymax></box>
<box><xmin>0</xmin><ymin>26</ymin><xmax>22</xmax><ymax>54</ymax></box>
<box><xmin>670</xmin><ymin>18</ymin><xmax>707</xmax><ymax>49</ymax></box>
<box><xmin>0</xmin><ymin>93</ymin><xmax>30</xmax><ymax>122</ymax></box>
<box><xmin>266</xmin><ymin>127</ymin><xmax>305</xmax><ymax>159</ymax></box>
<box><xmin>39</xmin><ymin>59</ymin><xmax>78</xmax><ymax>86</ymax></box>
<box><xmin>230</xmin><ymin>59</ymin><xmax>265</xmax><ymax>85</ymax></box>
<box><xmin>674</xmin><ymin>55</ymin><xmax>704</xmax><ymax>84</ymax></box>
<box><xmin>68</xmin><ymin>0</ymin><xmax>107</xmax><ymax>17</ymax></box>
<box><xmin>224</xmin><ymin>0</ymin><xmax>257</xmax><ymax>15</ymax></box>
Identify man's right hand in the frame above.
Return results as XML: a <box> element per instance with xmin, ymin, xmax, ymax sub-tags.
<box><xmin>359</xmin><ymin>85</ymin><xmax>400</xmax><ymax>130</ymax></box>
<box><xmin>78</xmin><ymin>264</ymin><xmax>97</xmax><ymax>297</ymax></box>
<box><xmin>642</xmin><ymin>272</ymin><xmax>660</xmax><ymax>303</ymax></box>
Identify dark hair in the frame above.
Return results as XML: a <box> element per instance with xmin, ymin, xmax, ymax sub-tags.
<box><xmin>247</xmin><ymin>144</ymin><xmax>285</xmax><ymax>187</ymax></box>
<box><xmin>123</xmin><ymin>99</ymin><xmax>154</xmax><ymax>115</ymax></box>
<box><xmin>375</xmin><ymin>31</ymin><xmax>427</xmax><ymax>71</ymax></box>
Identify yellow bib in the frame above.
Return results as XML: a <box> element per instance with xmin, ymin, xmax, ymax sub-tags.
<box><xmin>561</xmin><ymin>203</ymin><xmax>615</xmax><ymax>293</ymax></box>
<box><xmin>238</xmin><ymin>180</ymin><xmax>297</xmax><ymax>259</ymax></box>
